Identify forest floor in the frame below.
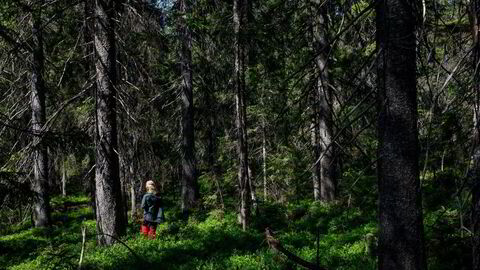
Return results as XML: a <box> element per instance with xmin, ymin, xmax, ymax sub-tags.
<box><xmin>0</xmin><ymin>194</ymin><xmax>380</xmax><ymax>270</ymax></box>
<box><xmin>0</xmin><ymin>187</ymin><xmax>470</xmax><ymax>269</ymax></box>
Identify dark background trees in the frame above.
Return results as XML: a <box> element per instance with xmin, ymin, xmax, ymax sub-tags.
<box><xmin>0</xmin><ymin>0</ymin><xmax>478</xmax><ymax>268</ymax></box>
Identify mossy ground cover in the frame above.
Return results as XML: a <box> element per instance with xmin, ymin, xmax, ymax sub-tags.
<box><xmin>1</xmin><ymin>195</ymin><xmax>379</xmax><ymax>270</ymax></box>
<box><xmin>1</xmin><ymin>173</ymin><xmax>474</xmax><ymax>270</ymax></box>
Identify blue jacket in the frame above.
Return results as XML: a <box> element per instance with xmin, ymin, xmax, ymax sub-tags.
<box><xmin>141</xmin><ymin>192</ymin><xmax>165</xmax><ymax>223</ymax></box>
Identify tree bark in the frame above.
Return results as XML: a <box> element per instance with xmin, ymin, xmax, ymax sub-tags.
<box><xmin>471</xmin><ymin>0</ymin><xmax>480</xmax><ymax>268</ymax></box>
<box><xmin>94</xmin><ymin>0</ymin><xmax>126</xmax><ymax>246</ymax></box>
<box><xmin>118</xmin><ymin>114</ymin><xmax>129</xmax><ymax>224</ymax></box>
<box><xmin>376</xmin><ymin>0</ymin><xmax>426</xmax><ymax>268</ymax></box>
<box><xmin>129</xmin><ymin>133</ymin><xmax>138</xmax><ymax>221</ymax></box>
<box><xmin>84</xmin><ymin>0</ymin><xmax>95</xmax><ymax>83</ymax></box>
<box><xmin>311</xmin><ymin>0</ymin><xmax>335</xmax><ymax>202</ymax></box>
<box><xmin>130</xmin><ymin>169</ymin><xmax>136</xmax><ymax>220</ymax></box>
<box><xmin>84</xmin><ymin>0</ymin><xmax>96</xmax><ymax>218</ymax></box>
<box><xmin>62</xmin><ymin>158</ymin><xmax>66</xmax><ymax>197</ymax></box>
<box><xmin>262</xmin><ymin>113</ymin><xmax>268</xmax><ymax>201</ymax></box>
<box><xmin>311</xmin><ymin>98</ymin><xmax>321</xmax><ymax>201</ymax></box>
<box><xmin>31</xmin><ymin>1</ymin><xmax>51</xmax><ymax>227</ymax></box>
<box><xmin>234</xmin><ymin>0</ymin><xmax>251</xmax><ymax>230</ymax></box>
<box><xmin>248</xmin><ymin>165</ymin><xmax>257</xmax><ymax>211</ymax></box>
<box><xmin>178</xmin><ymin>0</ymin><xmax>199</xmax><ymax>214</ymax></box>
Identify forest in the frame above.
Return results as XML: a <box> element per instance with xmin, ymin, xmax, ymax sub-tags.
<box><xmin>0</xmin><ymin>0</ymin><xmax>478</xmax><ymax>269</ymax></box>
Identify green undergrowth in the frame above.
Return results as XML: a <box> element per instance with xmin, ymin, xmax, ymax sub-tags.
<box><xmin>2</xmin><ymin>189</ymin><xmax>472</xmax><ymax>269</ymax></box>
<box><xmin>1</xmin><ymin>173</ymin><xmax>474</xmax><ymax>270</ymax></box>
<box><xmin>421</xmin><ymin>169</ymin><xmax>472</xmax><ymax>270</ymax></box>
<box><xmin>50</xmin><ymin>195</ymin><xmax>91</xmax><ymax>209</ymax></box>
<box><xmin>1</xmin><ymin>195</ymin><xmax>379</xmax><ymax>270</ymax></box>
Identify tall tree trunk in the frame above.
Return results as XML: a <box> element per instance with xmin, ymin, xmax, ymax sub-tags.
<box><xmin>262</xmin><ymin>113</ymin><xmax>268</xmax><ymax>201</ymax></box>
<box><xmin>119</xmin><ymin>152</ymin><xmax>128</xmax><ymax>224</ymax></box>
<box><xmin>248</xmin><ymin>165</ymin><xmax>257</xmax><ymax>211</ymax></box>
<box><xmin>311</xmin><ymin>0</ymin><xmax>335</xmax><ymax>202</ymax></box>
<box><xmin>84</xmin><ymin>0</ymin><xmax>94</xmax><ymax>83</ymax></box>
<box><xmin>376</xmin><ymin>0</ymin><xmax>426</xmax><ymax>268</ymax></box>
<box><xmin>94</xmin><ymin>0</ymin><xmax>126</xmax><ymax>246</ymax></box>
<box><xmin>61</xmin><ymin>158</ymin><xmax>66</xmax><ymax>197</ymax></box>
<box><xmin>471</xmin><ymin>0</ymin><xmax>480</xmax><ymax>268</ymax></box>
<box><xmin>129</xmin><ymin>134</ymin><xmax>139</xmax><ymax>221</ymax></box>
<box><xmin>234</xmin><ymin>0</ymin><xmax>251</xmax><ymax>230</ymax></box>
<box><xmin>206</xmin><ymin>92</ymin><xmax>216</xmax><ymax>172</ymax></box>
<box><xmin>178</xmin><ymin>0</ymin><xmax>199</xmax><ymax>213</ymax></box>
<box><xmin>310</xmin><ymin>84</ymin><xmax>321</xmax><ymax>201</ymax></box>
<box><xmin>118</xmin><ymin>114</ymin><xmax>129</xmax><ymax>224</ymax></box>
<box><xmin>310</xmin><ymin>120</ymin><xmax>321</xmax><ymax>201</ymax></box>
<box><xmin>84</xmin><ymin>0</ymin><xmax>96</xmax><ymax>217</ymax></box>
<box><xmin>31</xmin><ymin>1</ymin><xmax>51</xmax><ymax>227</ymax></box>
<box><xmin>130</xmin><ymin>168</ymin><xmax>136</xmax><ymax>220</ymax></box>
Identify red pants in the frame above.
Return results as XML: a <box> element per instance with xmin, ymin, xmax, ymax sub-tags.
<box><xmin>140</xmin><ymin>224</ymin><xmax>157</xmax><ymax>239</ymax></box>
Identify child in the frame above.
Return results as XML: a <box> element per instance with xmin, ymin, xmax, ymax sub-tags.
<box><xmin>140</xmin><ymin>180</ymin><xmax>164</xmax><ymax>239</ymax></box>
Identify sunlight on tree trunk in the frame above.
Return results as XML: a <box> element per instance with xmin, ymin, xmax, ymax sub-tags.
<box><xmin>311</xmin><ymin>0</ymin><xmax>336</xmax><ymax>202</ymax></box>
<box><xmin>61</xmin><ymin>158</ymin><xmax>66</xmax><ymax>197</ymax></box>
<box><xmin>94</xmin><ymin>0</ymin><xmax>126</xmax><ymax>246</ymax></box>
<box><xmin>31</xmin><ymin>0</ymin><xmax>51</xmax><ymax>228</ymax></box>
<box><xmin>234</xmin><ymin>0</ymin><xmax>251</xmax><ymax>230</ymax></box>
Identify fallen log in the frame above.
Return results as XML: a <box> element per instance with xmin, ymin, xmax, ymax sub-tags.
<box><xmin>265</xmin><ymin>228</ymin><xmax>328</xmax><ymax>270</ymax></box>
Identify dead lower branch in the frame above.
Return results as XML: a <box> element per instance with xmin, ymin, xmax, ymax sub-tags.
<box><xmin>265</xmin><ymin>228</ymin><xmax>328</xmax><ymax>270</ymax></box>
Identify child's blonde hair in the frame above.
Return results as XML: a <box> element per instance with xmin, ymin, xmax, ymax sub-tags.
<box><xmin>146</xmin><ymin>180</ymin><xmax>156</xmax><ymax>193</ymax></box>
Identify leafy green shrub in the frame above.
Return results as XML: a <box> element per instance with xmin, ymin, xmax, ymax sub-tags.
<box><xmin>227</xmin><ymin>253</ymin><xmax>264</xmax><ymax>269</ymax></box>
